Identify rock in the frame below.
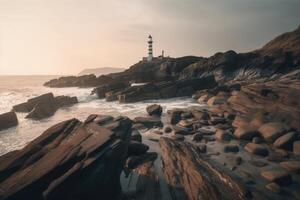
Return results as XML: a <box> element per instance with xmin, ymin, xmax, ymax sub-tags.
<box><xmin>25</xmin><ymin>102</ymin><xmax>57</xmax><ymax>120</ymax></box>
<box><xmin>249</xmin><ymin>160</ymin><xmax>268</xmax><ymax>167</ymax></box>
<box><xmin>197</xmin><ymin>93</ymin><xmax>214</xmax><ymax>103</ymax></box>
<box><xmin>224</xmin><ymin>112</ymin><xmax>236</xmax><ymax>120</ymax></box>
<box><xmin>273</xmin><ymin>132</ymin><xmax>297</xmax><ymax>150</ymax></box>
<box><xmin>197</xmin><ymin>144</ymin><xmax>207</xmax><ymax>153</ymax></box>
<box><xmin>265</xmin><ymin>182</ymin><xmax>281</xmax><ymax>194</ymax></box>
<box><xmin>207</xmin><ymin>96</ymin><xmax>227</xmax><ymax>106</ymax></box>
<box><xmin>210</xmin><ymin>116</ymin><xmax>226</xmax><ymax>124</ymax></box>
<box><xmin>171</xmin><ymin>134</ymin><xmax>185</xmax><ymax>141</ymax></box>
<box><xmin>13</xmin><ymin>93</ymin><xmax>78</xmax><ymax>120</ymax></box>
<box><xmin>223</xmin><ymin>145</ymin><xmax>239</xmax><ymax>153</ymax></box>
<box><xmin>192</xmin><ymin>133</ymin><xmax>203</xmax><ymax>142</ymax></box>
<box><xmin>261</xmin><ymin>169</ymin><xmax>292</xmax><ymax>185</ymax></box>
<box><xmin>54</xmin><ymin>96</ymin><xmax>78</xmax><ymax>107</ymax></box>
<box><xmin>234</xmin><ymin>126</ymin><xmax>258</xmax><ymax>140</ymax></box>
<box><xmin>252</xmin><ymin>137</ymin><xmax>264</xmax><ymax>144</ymax></box>
<box><xmin>132</xmin><ymin>123</ymin><xmax>146</xmax><ymax>130</ymax></box>
<box><xmin>215</xmin><ymin>130</ymin><xmax>232</xmax><ymax>142</ymax></box>
<box><xmin>173</xmin><ymin>126</ymin><xmax>190</xmax><ymax>135</ymax></box>
<box><xmin>127</xmin><ymin>141</ymin><xmax>149</xmax><ymax>156</ymax></box>
<box><xmin>232</xmin><ymin>115</ymin><xmax>250</xmax><ymax>128</ymax></box>
<box><xmin>131</xmin><ymin>130</ymin><xmax>142</xmax><ymax>142</ymax></box>
<box><xmin>146</xmin><ymin>104</ymin><xmax>163</xmax><ymax>116</ymax></box>
<box><xmin>92</xmin><ymin>81</ymin><xmax>129</xmax><ymax>98</ymax></box>
<box><xmin>235</xmin><ymin>156</ymin><xmax>242</xmax><ymax>165</ymax></box>
<box><xmin>181</xmin><ymin>112</ymin><xmax>192</xmax><ymax>119</ymax></box>
<box><xmin>0</xmin><ymin>112</ymin><xmax>18</xmax><ymax>131</ymax></box>
<box><xmin>191</xmin><ymin>110</ymin><xmax>209</xmax><ymax>120</ymax></box>
<box><xmin>134</xmin><ymin>116</ymin><xmax>163</xmax><ymax>128</ymax></box>
<box><xmin>197</xmin><ymin>126</ymin><xmax>216</xmax><ymax>135</ymax></box>
<box><xmin>169</xmin><ymin>111</ymin><xmax>181</xmax><ymax>125</ymax></box>
<box><xmin>258</xmin><ymin>122</ymin><xmax>290</xmax><ymax>143</ymax></box>
<box><xmin>105</xmin><ymin>91</ymin><xmax>118</xmax><ymax>101</ymax></box>
<box><xmin>163</xmin><ymin>126</ymin><xmax>172</xmax><ymax>133</ymax></box>
<box><xmin>280</xmin><ymin>161</ymin><xmax>300</xmax><ymax>173</ymax></box>
<box><xmin>178</xmin><ymin>119</ymin><xmax>194</xmax><ymax>128</ymax></box>
<box><xmin>294</xmin><ymin>141</ymin><xmax>300</xmax><ymax>155</ymax></box>
<box><xmin>126</xmin><ymin>152</ymin><xmax>158</xmax><ymax>170</ymax></box>
<box><xmin>159</xmin><ymin>137</ymin><xmax>249</xmax><ymax>200</ymax></box>
<box><xmin>12</xmin><ymin>102</ymin><xmax>31</xmax><ymax>112</ymax></box>
<box><xmin>214</xmin><ymin>123</ymin><xmax>232</xmax><ymax>130</ymax></box>
<box><xmin>151</xmin><ymin>129</ymin><xmax>163</xmax><ymax>135</ymax></box>
<box><xmin>0</xmin><ymin>115</ymin><xmax>132</xmax><ymax>200</ymax></box>
<box><xmin>244</xmin><ymin>143</ymin><xmax>269</xmax><ymax>157</ymax></box>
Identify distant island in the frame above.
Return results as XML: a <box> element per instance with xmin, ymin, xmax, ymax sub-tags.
<box><xmin>78</xmin><ymin>67</ymin><xmax>125</xmax><ymax>76</ymax></box>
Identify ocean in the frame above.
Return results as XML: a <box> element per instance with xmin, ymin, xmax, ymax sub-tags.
<box><xmin>0</xmin><ymin>75</ymin><xmax>200</xmax><ymax>155</ymax></box>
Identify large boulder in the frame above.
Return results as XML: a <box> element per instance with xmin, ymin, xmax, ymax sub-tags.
<box><xmin>146</xmin><ymin>104</ymin><xmax>163</xmax><ymax>116</ymax></box>
<box><xmin>0</xmin><ymin>115</ymin><xmax>132</xmax><ymax>200</ymax></box>
<box><xmin>92</xmin><ymin>81</ymin><xmax>129</xmax><ymax>99</ymax></box>
<box><xmin>25</xmin><ymin>102</ymin><xmax>57</xmax><ymax>120</ymax></box>
<box><xmin>0</xmin><ymin>112</ymin><xmax>18</xmax><ymax>131</ymax></box>
<box><xmin>54</xmin><ymin>96</ymin><xmax>78</xmax><ymax>107</ymax></box>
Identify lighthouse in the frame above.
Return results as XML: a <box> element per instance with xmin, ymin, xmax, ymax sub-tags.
<box><xmin>147</xmin><ymin>35</ymin><xmax>153</xmax><ymax>62</ymax></box>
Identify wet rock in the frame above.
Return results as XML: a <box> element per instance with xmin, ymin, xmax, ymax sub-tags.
<box><xmin>132</xmin><ymin>123</ymin><xmax>146</xmax><ymax>130</ymax></box>
<box><xmin>224</xmin><ymin>112</ymin><xmax>236</xmax><ymax>120</ymax></box>
<box><xmin>235</xmin><ymin>156</ymin><xmax>242</xmax><ymax>165</ymax></box>
<box><xmin>131</xmin><ymin>130</ymin><xmax>142</xmax><ymax>142</ymax></box>
<box><xmin>128</xmin><ymin>141</ymin><xmax>149</xmax><ymax>156</ymax></box>
<box><xmin>197</xmin><ymin>93</ymin><xmax>214</xmax><ymax>103</ymax></box>
<box><xmin>191</xmin><ymin>110</ymin><xmax>209</xmax><ymax>120</ymax></box>
<box><xmin>252</xmin><ymin>137</ymin><xmax>264</xmax><ymax>144</ymax></box>
<box><xmin>258</xmin><ymin>122</ymin><xmax>290</xmax><ymax>143</ymax></box>
<box><xmin>0</xmin><ymin>115</ymin><xmax>132</xmax><ymax>200</ymax></box>
<box><xmin>232</xmin><ymin>115</ymin><xmax>250</xmax><ymax>128</ymax></box>
<box><xmin>210</xmin><ymin>116</ymin><xmax>226</xmax><ymax>124</ymax></box>
<box><xmin>249</xmin><ymin>160</ymin><xmax>268</xmax><ymax>167</ymax></box>
<box><xmin>273</xmin><ymin>132</ymin><xmax>297</xmax><ymax>150</ymax></box>
<box><xmin>173</xmin><ymin>126</ymin><xmax>190</xmax><ymax>135</ymax></box>
<box><xmin>181</xmin><ymin>111</ymin><xmax>192</xmax><ymax>119</ymax></box>
<box><xmin>92</xmin><ymin>81</ymin><xmax>129</xmax><ymax>98</ymax></box>
<box><xmin>245</xmin><ymin>143</ymin><xmax>269</xmax><ymax>157</ymax></box>
<box><xmin>223</xmin><ymin>145</ymin><xmax>239</xmax><ymax>153</ymax></box>
<box><xmin>192</xmin><ymin>133</ymin><xmax>203</xmax><ymax>142</ymax></box>
<box><xmin>261</xmin><ymin>169</ymin><xmax>292</xmax><ymax>185</ymax></box>
<box><xmin>12</xmin><ymin>102</ymin><xmax>31</xmax><ymax>112</ymax></box>
<box><xmin>159</xmin><ymin>137</ymin><xmax>249</xmax><ymax>200</ymax></box>
<box><xmin>197</xmin><ymin>144</ymin><xmax>207</xmax><ymax>153</ymax></box>
<box><xmin>178</xmin><ymin>119</ymin><xmax>194</xmax><ymax>128</ymax></box>
<box><xmin>146</xmin><ymin>104</ymin><xmax>162</xmax><ymax>116</ymax></box>
<box><xmin>207</xmin><ymin>96</ymin><xmax>227</xmax><ymax>106</ymax></box>
<box><xmin>151</xmin><ymin>129</ymin><xmax>163</xmax><ymax>135</ymax></box>
<box><xmin>0</xmin><ymin>112</ymin><xmax>18</xmax><ymax>131</ymax></box>
<box><xmin>293</xmin><ymin>141</ymin><xmax>300</xmax><ymax>155</ymax></box>
<box><xmin>169</xmin><ymin>111</ymin><xmax>181</xmax><ymax>125</ymax></box>
<box><xmin>215</xmin><ymin>130</ymin><xmax>232</xmax><ymax>142</ymax></box>
<box><xmin>171</xmin><ymin>134</ymin><xmax>185</xmax><ymax>141</ymax></box>
<box><xmin>280</xmin><ymin>161</ymin><xmax>300</xmax><ymax>173</ymax></box>
<box><xmin>163</xmin><ymin>126</ymin><xmax>172</xmax><ymax>133</ymax></box>
<box><xmin>197</xmin><ymin>126</ymin><xmax>216</xmax><ymax>135</ymax></box>
<box><xmin>54</xmin><ymin>95</ymin><xmax>78</xmax><ymax>107</ymax></box>
<box><xmin>266</xmin><ymin>182</ymin><xmax>281</xmax><ymax>194</ymax></box>
<box><xmin>133</xmin><ymin>116</ymin><xmax>163</xmax><ymax>128</ymax></box>
<box><xmin>126</xmin><ymin>152</ymin><xmax>158</xmax><ymax>170</ymax></box>
<box><xmin>234</xmin><ymin>125</ymin><xmax>257</xmax><ymax>140</ymax></box>
<box><xmin>214</xmin><ymin>123</ymin><xmax>232</xmax><ymax>130</ymax></box>
<box><xmin>25</xmin><ymin>102</ymin><xmax>57</xmax><ymax>120</ymax></box>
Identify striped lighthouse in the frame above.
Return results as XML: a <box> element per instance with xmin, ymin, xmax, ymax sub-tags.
<box><xmin>147</xmin><ymin>35</ymin><xmax>153</xmax><ymax>62</ymax></box>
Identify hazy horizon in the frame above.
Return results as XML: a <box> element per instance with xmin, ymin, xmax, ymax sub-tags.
<box><xmin>0</xmin><ymin>0</ymin><xmax>300</xmax><ymax>75</ymax></box>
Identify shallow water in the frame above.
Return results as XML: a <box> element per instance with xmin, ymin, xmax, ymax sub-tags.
<box><xmin>0</xmin><ymin>75</ymin><xmax>200</xmax><ymax>155</ymax></box>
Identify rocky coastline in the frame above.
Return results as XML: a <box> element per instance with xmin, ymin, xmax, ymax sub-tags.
<box><xmin>0</xmin><ymin>26</ymin><xmax>299</xmax><ymax>199</ymax></box>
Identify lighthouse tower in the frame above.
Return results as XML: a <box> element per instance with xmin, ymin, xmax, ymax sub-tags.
<box><xmin>147</xmin><ymin>35</ymin><xmax>153</xmax><ymax>62</ymax></box>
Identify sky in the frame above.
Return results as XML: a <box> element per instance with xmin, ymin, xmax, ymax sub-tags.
<box><xmin>0</xmin><ymin>0</ymin><xmax>299</xmax><ymax>75</ymax></box>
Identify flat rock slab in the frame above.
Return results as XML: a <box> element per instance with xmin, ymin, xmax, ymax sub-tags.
<box><xmin>0</xmin><ymin>115</ymin><xmax>132</xmax><ymax>200</ymax></box>
<box><xmin>134</xmin><ymin>117</ymin><xmax>163</xmax><ymax>128</ymax></box>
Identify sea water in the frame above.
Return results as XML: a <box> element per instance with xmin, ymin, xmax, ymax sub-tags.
<box><xmin>0</xmin><ymin>75</ymin><xmax>200</xmax><ymax>155</ymax></box>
